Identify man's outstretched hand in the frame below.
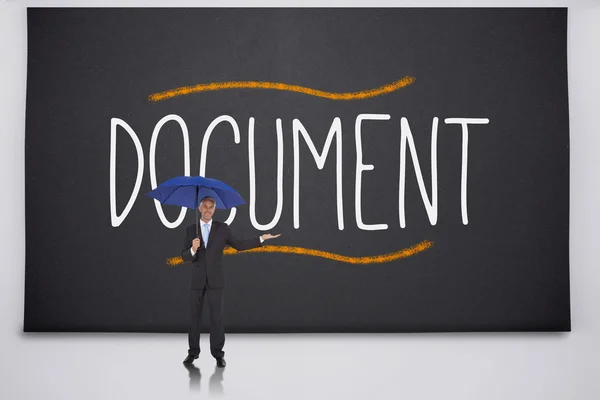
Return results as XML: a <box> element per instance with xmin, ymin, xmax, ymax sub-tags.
<box><xmin>261</xmin><ymin>233</ymin><xmax>281</xmax><ymax>241</ymax></box>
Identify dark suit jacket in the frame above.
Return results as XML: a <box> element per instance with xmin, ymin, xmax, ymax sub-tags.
<box><xmin>181</xmin><ymin>220</ymin><xmax>262</xmax><ymax>289</ymax></box>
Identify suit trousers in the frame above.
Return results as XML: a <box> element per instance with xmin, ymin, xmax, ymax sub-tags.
<box><xmin>188</xmin><ymin>287</ymin><xmax>225</xmax><ymax>359</ymax></box>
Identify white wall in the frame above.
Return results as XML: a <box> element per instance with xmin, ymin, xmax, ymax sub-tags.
<box><xmin>1</xmin><ymin>1</ymin><xmax>599</xmax><ymax>399</ymax></box>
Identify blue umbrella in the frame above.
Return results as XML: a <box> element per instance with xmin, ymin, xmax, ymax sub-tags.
<box><xmin>145</xmin><ymin>175</ymin><xmax>246</xmax><ymax>237</ymax></box>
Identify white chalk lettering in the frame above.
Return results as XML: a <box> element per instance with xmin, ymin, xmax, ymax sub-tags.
<box><xmin>399</xmin><ymin>117</ymin><xmax>438</xmax><ymax>228</ymax></box>
<box><xmin>293</xmin><ymin>117</ymin><xmax>344</xmax><ymax>230</ymax></box>
<box><xmin>149</xmin><ymin>114</ymin><xmax>190</xmax><ymax>229</ymax></box>
<box><xmin>355</xmin><ymin>114</ymin><xmax>390</xmax><ymax>231</ymax></box>
<box><xmin>444</xmin><ymin>118</ymin><xmax>491</xmax><ymax>225</ymax></box>
<box><xmin>109</xmin><ymin>118</ymin><xmax>144</xmax><ymax>227</ymax></box>
<box><xmin>200</xmin><ymin>115</ymin><xmax>241</xmax><ymax>225</ymax></box>
<box><xmin>110</xmin><ymin>115</ymin><xmax>489</xmax><ymax>229</ymax></box>
<box><xmin>248</xmin><ymin>117</ymin><xmax>284</xmax><ymax>230</ymax></box>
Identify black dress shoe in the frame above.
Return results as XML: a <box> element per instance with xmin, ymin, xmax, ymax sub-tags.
<box><xmin>183</xmin><ymin>354</ymin><xmax>199</xmax><ymax>364</ymax></box>
<box><xmin>216</xmin><ymin>357</ymin><xmax>226</xmax><ymax>368</ymax></box>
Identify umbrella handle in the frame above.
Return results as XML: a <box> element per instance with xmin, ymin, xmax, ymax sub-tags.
<box><xmin>195</xmin><ymin>186</ymin><xmax>199</xmax><ymax>238</ymax></box>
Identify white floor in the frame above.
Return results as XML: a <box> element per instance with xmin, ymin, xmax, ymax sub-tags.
<box><xmin>2</xmin><ymin>330</ymin><xmax>597</xmax><ymax>399</ymax></box>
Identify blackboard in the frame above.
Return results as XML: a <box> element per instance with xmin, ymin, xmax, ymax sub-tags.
<box><xmin>24</xmin><ymin>8</ymin><xmax>570</xmax><ymax>332</ymax></box>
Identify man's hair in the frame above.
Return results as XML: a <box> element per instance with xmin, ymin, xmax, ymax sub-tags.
<box><xmin>199</xmin><ymin>196</ymin><xmax>216</xmax><ymax>207</ymax></box>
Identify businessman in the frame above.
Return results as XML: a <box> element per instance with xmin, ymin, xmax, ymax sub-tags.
<box><xmin>181</xmin><ymin>196</ymin><xmax>280</xmax><ymax>367</ymax></box>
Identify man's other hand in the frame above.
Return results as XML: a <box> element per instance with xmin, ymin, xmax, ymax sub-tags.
<box><xmin>261</xmin><ymin>233</ymin><xmax>281</xmax><ymax>241</ymax></box>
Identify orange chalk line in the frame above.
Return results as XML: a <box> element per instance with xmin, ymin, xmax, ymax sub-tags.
<box><xmin>148</xmin><ymin>76</ymin><xmax>416</xmax><ymax>102</ymax></box>
<box><xmin>165</xmin><ymin>240</ymin><xmax>433</xmax><ymax>267</ymax></box>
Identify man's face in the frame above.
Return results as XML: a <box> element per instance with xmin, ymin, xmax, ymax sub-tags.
<box><xmin>199</xmin><ymin>200</ymin><xmax>215</xmax><ymax>221</ymax></box>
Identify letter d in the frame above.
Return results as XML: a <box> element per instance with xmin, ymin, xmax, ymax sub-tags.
<box><xmin>110</xmin><ymin>118</ymin><xmax>144</xmax><ymax>227</ymax></box>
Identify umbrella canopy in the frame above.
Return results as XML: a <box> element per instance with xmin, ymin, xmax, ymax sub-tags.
<box><xmin>146</xmin><ymin>176</ymin><xmax>246</xmax><ymax>209</ymax></box>
<box><xmin>145</xmin><ymin>175</ymin><xmax>246</xmax><ymax>236</ymax></box>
